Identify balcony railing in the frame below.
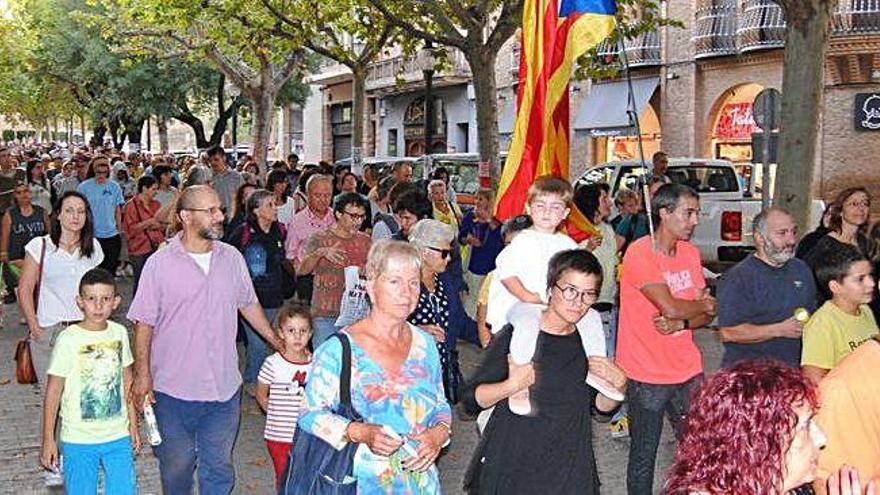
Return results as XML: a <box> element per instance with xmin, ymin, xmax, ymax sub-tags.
<box><xmin>366</xmin><ymin>50</ymin><xmax>471</xmax><ymax>92</ymax></box>
<box><xmin>737</xmin><ymin>0</ymin><xmax>786</xmax><ymax>52</ymax></box>
<box><xmin>694</xmin><ymin>3</ymin><xmax>738</xmax><ymax>58</ymax></box>
<box><xmin>833</xmin><ymin>0</ymin><xmax>880</xmax><ymax>34</ymax></box>
<box><xmin>596</xmin><ymin>30</ymin><xmax>662</xmax><ymax>67</ymax></box>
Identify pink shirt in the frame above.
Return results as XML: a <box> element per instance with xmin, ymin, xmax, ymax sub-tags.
<box><xmin>127</xmin><ymin>234</ymin><xmax>258</xmax><ymax>401</ymax></box>
<box><xmin>285</xmin><ymin>207</ymin><xmax>335</xmax><ymax>260</ymax></box>
<box><xmin>617</xmin><ymin>236</ymin><xmax>705</xmax><ymax>384</ymax></box>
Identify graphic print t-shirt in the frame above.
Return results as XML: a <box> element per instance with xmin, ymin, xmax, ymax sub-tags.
<box><xmin>47</xmin><ymin>321</ymin><xmax>134</xmax><ymax>444</ymax></box>
<box><xmin>258</xmin><ymin>353</ymin><xmax>311</xmax><ymax>442</ymax></box>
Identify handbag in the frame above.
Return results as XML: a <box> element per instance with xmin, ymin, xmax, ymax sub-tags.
<box><xmin>280</xmin><ymin>333</ymin><xmax>361</xmax><ymax>494</ymax></box>
<box><xmin>14</xmin><ymin>338</ymin><xmax>37</xmax><ymax>384</ymax></box>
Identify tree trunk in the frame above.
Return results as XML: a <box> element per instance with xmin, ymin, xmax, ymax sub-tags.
<box><xmin>774</xmin><ymin>0</ymin><xmax>833</xmax><ymax>233</ymax></box>
<box><xmin>467</xmin><ymin>48</ymin><xmax>501</xmax><ymax>184</ymax></box>
<box><xmin>90</xmin><ymin>122</ymin><xmax>106</xmax><ymax>148</ymax></box>
<box><xmin>158</xmin><ymin>117</ymin><xmax>170</xmax><ymax>153</ymax></box>
<box><xmin>351</xmin><ymin>66</ymin><xmax>368</xmax><ymax>156</ymax></box>
<box><xmin>124</xmin><ymin>118</ymin><xmax>145</xmax><ymax>152</ymax></box>
<box><xmin>208</xmin><ymin>96</ymin><xmax>245</xmax><ymax>148</ymax></box>
<box><xmin>172</xmin><ymin>109</ymin><xmax>209</xmax><ymax>149</ymax></box>
<box><xmin>249</xmin><ymin>91</ymin><xmax>276</xmax><ymax>173</ymax></box>
<box><xmin>80</xmin><ymin>114</ymin><xmax>87</xmax><ymax>145</ymax></box>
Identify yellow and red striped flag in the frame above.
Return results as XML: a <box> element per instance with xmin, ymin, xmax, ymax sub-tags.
<box><xmin>495</xmin><ymin>0</ymin><xmax>616</xmax><ymax>239</ymax></box>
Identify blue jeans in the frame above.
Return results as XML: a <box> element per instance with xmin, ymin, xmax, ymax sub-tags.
<box><xmin>242</xmin><ymin>307</ymin><xmax>278</xmax><ymax>383</ymax></box>
<box><xmin>312</xmin><ymin>317</ymin><xmax>341</xmax><ymax>350</ymax></box>
<box><xmin>153</xmin><ymin>390</ymin><xmax>241</xmax><ymax>494</ymax></box>
<box><xmin>60</xmin><ymin>436</ymin><xmax>136</xmax><ymax>495</ymax></box>
<box><xmin>626</xmin><ymin>375</ymin><xmax>703</xmax><ymax>495</ymax></box>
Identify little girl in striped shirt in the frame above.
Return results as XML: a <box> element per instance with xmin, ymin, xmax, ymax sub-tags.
<box><xmin>255</xmin><ymin>303</ymin><xmax>313</xmax><ymax>485</ymax></box>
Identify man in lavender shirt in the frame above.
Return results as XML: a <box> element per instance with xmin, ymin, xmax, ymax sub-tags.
<box><xmin>128</xmin><ymin>185</ymin><xmax>279</xmax><ymax>494</ymax></box>
<box><xmin>285</xmin><ymin>173</ymin><xmax>334</xmax><ymax>303</ymax></box>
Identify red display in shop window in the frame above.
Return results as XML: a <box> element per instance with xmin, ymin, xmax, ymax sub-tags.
<box><xmin>715</xmin><ymin>102</ymin><xmax>758</xmax><ymax>140</ymax></box>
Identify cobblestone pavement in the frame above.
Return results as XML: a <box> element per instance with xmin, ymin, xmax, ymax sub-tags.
<box><xmin>0</xmin><ymin>277</ymin><xmax>722</xmax><ymax>494</ymax></box>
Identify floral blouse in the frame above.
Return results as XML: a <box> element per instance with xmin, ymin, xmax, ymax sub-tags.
<box><xmin>298</xmin><ymin>325</ymin><xmax>453</xmax><ymax>494</ymax></box>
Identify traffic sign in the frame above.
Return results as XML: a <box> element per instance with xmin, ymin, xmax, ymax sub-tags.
<box><xmin>753</xmin><ymin>88</ymin><xmax>782</xmax><ymax>131</ymax></box>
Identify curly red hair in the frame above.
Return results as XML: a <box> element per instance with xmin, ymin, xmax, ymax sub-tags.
<box><xmin>663</xmin><ymin>360</ymin><xmax>818</xmax><ymax>494</ymax></box>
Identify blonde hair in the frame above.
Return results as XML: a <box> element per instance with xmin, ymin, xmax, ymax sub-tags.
<box><xmin>475</xmin><ymin>188</ymin><xmax>495</xmax><ymax>204</ymax></box>
<box><xmin>526</xmin><ymin>176</ymin><xmax>573</xmax><ymax>205</ymax></box>
<box><xmin>364</xmin><ymin>240</ymin><xmax>421</xmax><ymax>280</ymax></box>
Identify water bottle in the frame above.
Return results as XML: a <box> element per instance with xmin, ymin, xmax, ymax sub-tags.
<box><xmin>43</xmin><ymin>455</ymin><xmax>63</xmax><ymax>487</ymax></box>
<box><xmin>142</xmin><ymin>399</ymin><xmax>162</xmax><ymax>446</ymax></box>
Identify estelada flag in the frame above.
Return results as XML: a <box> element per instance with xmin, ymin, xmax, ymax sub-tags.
<box><xmin>495</xmin><ymin>0</ymin><xmax>616</xmax><ymax>241</ymax></box>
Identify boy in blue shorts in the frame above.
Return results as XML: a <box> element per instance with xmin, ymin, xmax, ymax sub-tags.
<box><xmin>40</xmin><ymin>268</ymin><xmax>140</xmax><ymax>494</ymax></box>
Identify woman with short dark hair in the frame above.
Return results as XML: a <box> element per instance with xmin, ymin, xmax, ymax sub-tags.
<box><xmin>463</xmin><ymin>249</ymin><xmax>626</xmax><ymax>494</ymax></box>
<box><xmin>122</xmin><ymin>174</ymin><xmax>167</xmax><ymax>295</ymax></box>
<box><xmin>227</xmin><ymin>189</ymin><xmax>288</xmax><ymax>393</ymax></box>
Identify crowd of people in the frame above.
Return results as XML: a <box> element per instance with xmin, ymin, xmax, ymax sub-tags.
<box><xmin>1</xmin><ymin>139</ymin><xmax>878</xmax><ymax>494</ymax></box>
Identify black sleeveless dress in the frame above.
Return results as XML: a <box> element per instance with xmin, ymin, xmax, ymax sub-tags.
<box><xmin>463</xmin><ymin>324</ymin><xmax>600</xmax><ymax>494</ymax></box>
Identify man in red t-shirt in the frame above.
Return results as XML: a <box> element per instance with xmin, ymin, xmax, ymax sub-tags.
<box><xmin>617</xmin><ymin>183</ymin><xmax>717</xmax><ymax>494</ymax></box>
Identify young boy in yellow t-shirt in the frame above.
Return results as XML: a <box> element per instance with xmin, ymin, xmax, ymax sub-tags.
<box><xmin>40</xmin><ymin>268</ymin><xmax>139</xmax><ymax>492</ymax></box>
<box><xmin>802</xmin><ymin>244</ymin><xmax>878</xmax><ymax>385</ymax></box>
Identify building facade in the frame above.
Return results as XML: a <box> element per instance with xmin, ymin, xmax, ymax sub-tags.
<box><xmin>305</xmin><ymin>1</ymin><xmax>880</xmax><ymax>207</ymax></box>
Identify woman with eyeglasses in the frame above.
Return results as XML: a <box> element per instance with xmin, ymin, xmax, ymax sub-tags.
<box><xmin>297</xmin><ymin>192</ymin><xmax>372</xmax><ymax>349</ymax></box>
<box><xmin>462</xmin><ymin>249</ymin><xmax>627</xmax><ymax>494</ymax></box>
<box><xmin>227</xmin><ymin>189</ymin><xmax>288</xmax><ymax>396</ymax></box>
<box><xmin>407</xmin><ymin>219</ymin><xmax>462</xmax><ymax>403</ymax></box>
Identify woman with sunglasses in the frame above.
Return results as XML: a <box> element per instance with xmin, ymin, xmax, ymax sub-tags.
<box><xmin>462</xmin><ymin>249</ymin><xmax>626</xmax><ymax>494</ymax></box>
<box><xmin>407</xmin><ymin>219</ymin><xmax>462</xmax><ymax>403</ymax></box>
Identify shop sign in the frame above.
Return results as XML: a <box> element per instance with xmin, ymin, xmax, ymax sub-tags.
<box><xmin>715</xmin><ymin>103</ymin><xmax>758</xmax><ymax>139</ymax></box>
<box><xmin>855</xmin><ymin>93</ymin><xmax>880</xmax><ymax>131</ymax></box>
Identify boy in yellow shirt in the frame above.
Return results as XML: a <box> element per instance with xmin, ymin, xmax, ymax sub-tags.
<box><xmin>802</xmin><ymin>244</ymin><xmax>878</xmax><ymax>384</ymax></box>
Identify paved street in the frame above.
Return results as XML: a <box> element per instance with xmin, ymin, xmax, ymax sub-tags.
<box><xmin>0</xmin><ymin>276</ymin><xmax>723</xmax><ymax>494</ymax></box>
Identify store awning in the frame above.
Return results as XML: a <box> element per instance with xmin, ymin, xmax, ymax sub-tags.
<box><xmin>573</xmin><ymin>77</ymin><xmax>659</xmax><ymax>136</ymax></box>
<box><xmin>498</xmin><ymin>98</ymin><xmax>517</xmax><ymax>135</ymax></box>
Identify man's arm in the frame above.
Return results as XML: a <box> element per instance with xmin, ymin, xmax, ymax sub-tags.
<box><xmin>719</xmin><ymin>319</ymin><xmax>803</xmax><ymax>343</ymax></box>
<box><xmin>130</xmin><ymin>322</ymin><xmax>154</xmax><ymax>413</ymax></box>
<box><xmin>641</xmin><ymin>284</ymin><xmax>716</xmax><ymax>320</ymax></box>
<box><xmin>240</xmin><ymin>302</ymin><xmax>281</xmax><ymax>350</ymax></box>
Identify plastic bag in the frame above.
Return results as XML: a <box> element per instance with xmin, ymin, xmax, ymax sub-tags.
<box><xmin>334</xmin><ymin>266</ymin><xmax>370</xmax><ymax>327</ymax></box>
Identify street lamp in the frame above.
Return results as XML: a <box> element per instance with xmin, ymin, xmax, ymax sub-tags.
<box><xmin>420</xmin><ymin>42</ymin><xmax>436</xmax><ymax>155</ymax></box>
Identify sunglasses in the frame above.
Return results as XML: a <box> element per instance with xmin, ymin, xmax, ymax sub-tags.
<box><xmin>426</xmin><ymin>246</ymin><xmax>451</xmax><ymax>259</ymax></box>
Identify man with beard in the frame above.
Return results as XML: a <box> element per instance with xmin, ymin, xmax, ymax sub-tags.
<box><xmin>717</xmin><ymin>207</ymin><xmax>817</xmax><ymax>368</ymax></box>
<box><xmin>127</xmin><ymin>186</ymin><xmax>280</xmax><ymax>493</ymax></box>
<box><xmin>617</xmin><ymin>183</ymin><xmax>717</xmax><ymax>494</ymax></box>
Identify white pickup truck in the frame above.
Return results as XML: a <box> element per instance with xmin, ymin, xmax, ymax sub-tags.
<box><xmin>574</xmin><ymin>158</ymin><xmax>824</xmax><ymax>269</ymax></box>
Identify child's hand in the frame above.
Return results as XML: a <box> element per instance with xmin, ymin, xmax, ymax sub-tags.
<box><xmin>40</xmin><ymin>439</ymin><xmax>58</xmax><ymax>471</ymax></box>
<box><xmin>130</xmin><ymin>425</ymin><xmax>142</xmax><ymax>454</ymax></box>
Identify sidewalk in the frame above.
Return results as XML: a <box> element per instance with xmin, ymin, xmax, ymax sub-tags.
<box><xmin>0</xmin><ymin>275</ymin><xmax>722</xmax><ymax>493</ymax></box>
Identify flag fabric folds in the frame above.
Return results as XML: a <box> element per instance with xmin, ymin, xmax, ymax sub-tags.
<box><xmin>495</xmin><ymin>0</ymin><xmax>616</xmax><ymax>240</ymax></box>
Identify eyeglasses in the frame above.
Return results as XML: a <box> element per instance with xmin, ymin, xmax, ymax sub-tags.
<box><xmin>554</xmin><ymin>283</ymin><xmax>599</xmax><ymax>304</ymax></box>
<box><xmin>184</xmin><ymin>206</ymin><xmax>223</xmax><ymax>215</ymax></box>
<box><xmin>343</xmin><ymin>210</ymin><xmax>366</xmax><ymax>221</ymax></box>
<box><xmin>426</xmin><ymin>246</ymin><xmax>451</xmax><ymax>259</ymax></box>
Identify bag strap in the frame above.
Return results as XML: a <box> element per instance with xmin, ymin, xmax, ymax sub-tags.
<box><xmin>34</xmin><ymin>237</ymin><xmax>46</xmax><ymax>307</ymax></box>
<box><xmin>335</xmin><ymin>333</ymin><xmax>353</xmax><ymax>408</ymax></box>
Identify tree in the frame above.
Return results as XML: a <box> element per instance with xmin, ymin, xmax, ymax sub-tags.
<box><xmin>772</xmin><ymin>0</ymin><xmax>835</xmax><ymax>232</ymax></box>
<box><xmin>366</xmin><ymin>0</ymin><xmax>523</xmax><ymax>179</ymax></box>
<box><xmin>261</xmin><ymin>0</ymin><xmax>396</xmax><ymax>157</ymax></box>
<box><xmin>105</xmin><ymin>0</ymin><xmax>309</xmax><ymax>168</ymax></box>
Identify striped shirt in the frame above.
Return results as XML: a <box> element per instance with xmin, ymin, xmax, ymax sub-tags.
<box><xmin>258</xmin><ymin>353</ymin><xmax>312</xmax><ymax>442</ymax></box>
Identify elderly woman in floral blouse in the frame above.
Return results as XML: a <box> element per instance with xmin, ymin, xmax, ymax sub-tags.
<box><xmin>298</xmin><ymin>240</ymin><xmax>452</xmax><ymax>493</ymax></box>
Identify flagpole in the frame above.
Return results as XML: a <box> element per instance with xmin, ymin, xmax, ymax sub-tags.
<box><xmin>615</xmin><ymin>24</ymin><xmax>656</xmax><ymax>241</ymax></box>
